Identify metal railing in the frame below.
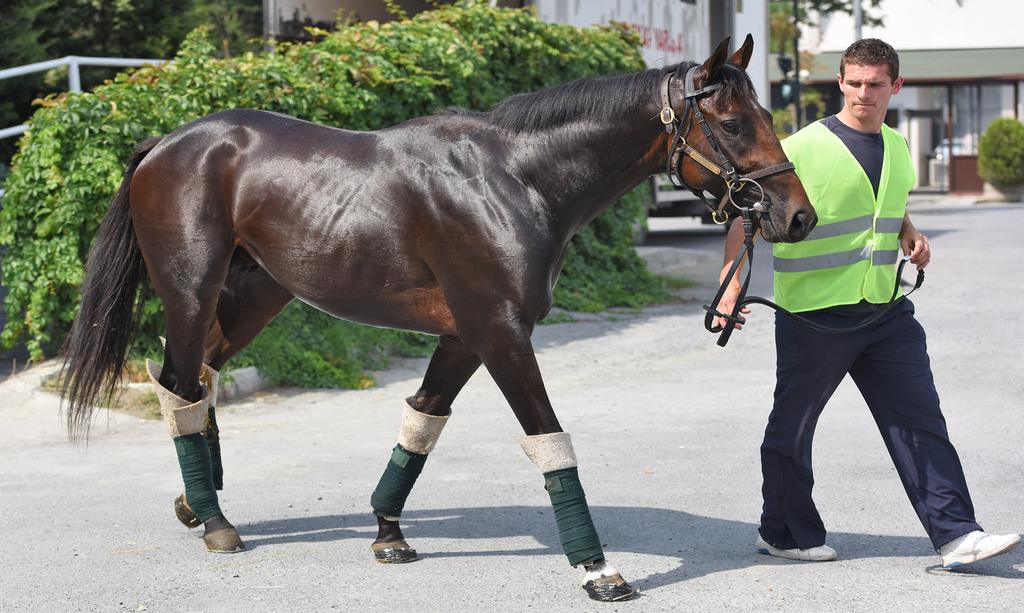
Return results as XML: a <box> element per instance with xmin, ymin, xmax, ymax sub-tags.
<box><xmin>0</xmin><ymin>55</ymin><xmax>166</xmax><ymax>141</ymax></box>
<box><xmin>0</xmin><ymin>56</ymin><xmax>166</xmax><ymax>198</ymax></box>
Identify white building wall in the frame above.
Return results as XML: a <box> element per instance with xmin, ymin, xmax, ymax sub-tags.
<box><xmin>806</xmin><ymin>0</ymin><xmax>1024</xmax><ymax>52</ymax></box>
<box><xmin>531</xmin><ymin>0</ymin><xmax>711</xmax><ymax>69</ymax></box>
<box><xmin>733</xmin><ymin>0</ymin><xmax>770</xmax><ymax>103</ymax></box>
<box><xmin>531</xmin><ymin>0</ymin><xmax>770</xmax><ymax>102</ymax></box>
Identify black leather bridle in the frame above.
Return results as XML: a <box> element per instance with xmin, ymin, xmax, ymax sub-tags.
<box><xmin>658</xmin><ymin>65</ymin><xmax>795</xmax><ymax>225</ymax></box>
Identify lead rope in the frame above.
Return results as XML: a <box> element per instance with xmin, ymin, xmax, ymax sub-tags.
<box><xmin>703</xmin><ymin>217</ymin><xmax>925</xmax><ymax>347</ymax></box>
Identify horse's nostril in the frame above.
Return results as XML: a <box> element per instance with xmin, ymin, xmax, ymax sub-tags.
<box><xmin>790</xmin><ymin>210</ymin><xmax>813</xmax><ymax>238</ymax></box>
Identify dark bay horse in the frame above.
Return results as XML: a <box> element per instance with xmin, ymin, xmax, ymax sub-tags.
<box><xmin>60</xmin><ymin>36</ymin><xmax>814</xmax><ymax>601</ymax></box>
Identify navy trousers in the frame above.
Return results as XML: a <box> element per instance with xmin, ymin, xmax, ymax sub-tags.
<box><xmin>759</xmin><ymin>299</ymin><xmax>982</xmax><ymax>551</ymax></box>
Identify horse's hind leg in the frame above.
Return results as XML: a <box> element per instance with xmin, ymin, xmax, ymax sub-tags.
<box><xmin>369</xmin><ymin>335</ymin><xmax>481</xmax><ymax>563</ymax></box>
<box><xmin>134</xmin><ymin>200</ymin><xmax>246</xmax><ymax>553</ymax></box>
<box><xmin>173</xmin><ymin>249</ymin><xmax>294</xmax><ymax>529</ymax></box>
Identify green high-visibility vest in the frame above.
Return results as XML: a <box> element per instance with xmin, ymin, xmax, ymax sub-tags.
<box><xmin>773</xmin><ymin>120</ymin><xmax>916</xmax><ymax>313</ymax></box>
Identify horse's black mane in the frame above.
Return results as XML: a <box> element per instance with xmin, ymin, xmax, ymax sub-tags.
<box><xmin>448</xmin><ymin>62</ymin><xmax>755</xmax><ymax>133</ymax></box>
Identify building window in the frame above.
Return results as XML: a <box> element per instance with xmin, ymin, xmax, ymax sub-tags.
<box><xmin>952</xmin><ymin>84</ymin><xmax>980</xmax><ymax>156</ymax></box>
<box><xmin>981</xmin><ymin>83</ymin><xmax>1015</xmax><ymax>131</ymax></box>
<box><xmin>951</xmin><ymin>83</ymin><xmax>1015</xmax><ymax>156</ymax></box>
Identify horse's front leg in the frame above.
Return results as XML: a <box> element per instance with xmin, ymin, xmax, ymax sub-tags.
<box><xmin>466</xmin><ymin>316</ymin><xmax>638</xmax><ymax>602</ymax></box>
<box><xmin>369</xmin><ymin>335</ymin><xmax>482</xmax><ymax>563</ymax></box>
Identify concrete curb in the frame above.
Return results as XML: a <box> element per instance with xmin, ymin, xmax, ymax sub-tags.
<box><xmin>53</xmin><ymin>363</ymin><xmax>273</xmax><ymax>407</ymax></box>
<box><xmin>122</xmin><ymin>365</ymin><xmax>271</xmax><ymax>404</ymax></box>
<box><xmin>636</xmin><ymin>245</ymin><xmax>714</xmax><ymax>278</ymax></box>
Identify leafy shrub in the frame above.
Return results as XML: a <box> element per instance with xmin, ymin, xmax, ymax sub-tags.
<box><xmin>978</xmin><ymin>117</ymin><xmax>1024</xmax><ymax>188</ymax></box>
<box><xmin>0</xmin><ymin>1</ymin><xmax>665</xmax><ymax>384</ymax></box>
<box><xmin>554</xmin><ymin>182</ymin><xmax>667</xmax><ymax>311</ymax></box>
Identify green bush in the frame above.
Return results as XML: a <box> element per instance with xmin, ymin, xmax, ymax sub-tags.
<box><xmin>0</xmin><ymin>1</ymin><xmax>666</xmax><ymax>384</ymax></box>
<box><xmin>978</xmin><ymin>117</ymin><xmax>1024</xmax><ymax>187</ymax></box>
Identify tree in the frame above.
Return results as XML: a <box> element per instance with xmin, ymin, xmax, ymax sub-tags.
<box><xmin>0</xmin><ymin>1</ymin><xmax>55</xmax><ymax>175</ymax></box>
<box><xmin>769</xmin><ymin>1</ymin><xmax>884</xmax><ymax>55</ymax></box>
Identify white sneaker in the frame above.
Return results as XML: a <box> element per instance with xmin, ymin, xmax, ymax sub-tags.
<box><xmin>755</xmin><ymin>534</ymin><xmax>838</xmax><ymax>561</ymax></box>
<box><xmin>939</xmin><ymin>531</ymin><xmax>1021</xmax><ymax>568</ymax></box>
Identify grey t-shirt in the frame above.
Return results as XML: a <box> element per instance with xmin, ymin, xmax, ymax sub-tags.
<box><xmin>822</xmin><ymin>114</ymin><xmax>883</xmax><ymax>196</ymax></box>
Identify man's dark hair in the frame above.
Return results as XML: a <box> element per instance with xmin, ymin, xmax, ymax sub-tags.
<box><xmin>839</xmin><ymin>38</ymin><xmax>900</xmax><ymax>82</ymax></box>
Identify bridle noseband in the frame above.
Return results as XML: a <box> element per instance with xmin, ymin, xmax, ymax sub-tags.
<box><xmin>659</xmin><ymin>65</ymin><xmax>794</xmax><ymax>224</ymax></box>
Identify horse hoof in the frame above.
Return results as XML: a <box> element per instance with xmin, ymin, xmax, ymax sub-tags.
<box><xmin>372</xmin><ymin>539</ymin><xmax>419</xmax><ymax>564</ymax></box>
<box><xmin>203</xmin><ymin>515</ymin><xmax>246</xmax><ymax>553</ymax></box>
<box><xmin>174</xmin><ymin>494</ymin><xmax>201</xmax><ymax>529</ymax></box>
<box><xmin>582</xmin><ymin>573</ymin><xmax>639</xmax><ymax>602</ymax></box>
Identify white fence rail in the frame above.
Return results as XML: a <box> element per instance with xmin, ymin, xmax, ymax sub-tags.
<box><xmin>0</xmin><ymin>56</ymin><xmax>166</xmax><ymax>197</ymax></box>
<box><xmin>0</xmin><ymin>55</ymin><xmax>166</xmax><ymax>141</ymax></box>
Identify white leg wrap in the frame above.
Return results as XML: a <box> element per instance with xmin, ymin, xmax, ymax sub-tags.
<box><xmin>519</xmin><ymin>432</ymin><xmax>578</xmax><ymax>473</ymax></box>
<box><xmin>147</xmin><ymin>359</ymin><xmax>210</xmax><ymax>438</ymax></box>
<box><xmin>582</xmin><ymin>559</ymin><xmax>620</xmax><ymax>584</ymax></box>
<box><xmin>158</xmin><ymin>336</ymin><xmax>219</xmax><ymax>407</ymax></box>
<box><xmin>199</xmin><ymin>363</ymin><xmax>220</xmax><ymax>407</ymax></box>
<box><xmin>396</xmin><ymin>404</ymin><xmax>449</xmax><ymax>455</ymax></box>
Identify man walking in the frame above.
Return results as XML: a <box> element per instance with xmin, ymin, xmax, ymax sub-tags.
<box><xmin>716</xmin><ymin>38</ymin><xmax>1019</xmax><ymax>568</ymax></box>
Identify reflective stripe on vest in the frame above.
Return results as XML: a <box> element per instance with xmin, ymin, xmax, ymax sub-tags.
<box><xmin>772</xmin><ymin>121</ymin><xmax>916</xmax><ymax>313</ymax></box>
<box><xmin>773</xmin><ymin>244</ymin><xmax>899</xmax><ymax>273</ymax></box>
<box><xmin>773</xmin><ymin>215</ymin><xmax>904</xmax><ymax>272</ymax></box>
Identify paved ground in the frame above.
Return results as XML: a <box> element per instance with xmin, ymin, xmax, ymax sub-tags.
<box><xmin>2</xmin><ymin>197</ymin><xmax>1022</xmax><ymax>612</ymax></box>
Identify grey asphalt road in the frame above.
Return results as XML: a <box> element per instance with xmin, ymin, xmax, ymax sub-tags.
<box><xmin>2</xmin><ymin>197</ymin><xmax>1022</xmax><ymax>612</ymax></box>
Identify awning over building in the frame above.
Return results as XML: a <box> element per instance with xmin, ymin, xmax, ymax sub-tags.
<box><xmin>770</xmin><ymin>47</ymin><xmax>1024</xmax><ymax>84</ymax></box>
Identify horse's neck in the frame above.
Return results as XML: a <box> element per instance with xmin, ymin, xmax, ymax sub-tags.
<box><xmin>512</xmin><ymin>113</ymin><xmax>665</xmax><ymax>240</ymax></box>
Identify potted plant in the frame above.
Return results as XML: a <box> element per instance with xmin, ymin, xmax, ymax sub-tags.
<box><xmin>978</xmin><ymin>117</ymin><xmax>1024</xmax><ymax>202</ymax></box>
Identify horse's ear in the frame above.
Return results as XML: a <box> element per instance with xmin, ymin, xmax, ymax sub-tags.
<box><xmin>729</xmin><ymin>34</ymin><xmax>754</xmax><ymax>70</ymax></box>
<box><xmin>697</xmin><ymin>36</ymin><xmax>731</xmax><ymax>86</ymax></box>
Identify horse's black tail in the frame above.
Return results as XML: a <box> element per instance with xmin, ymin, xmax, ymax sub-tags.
<box><xmin>61</xmin><ymin>136</ymin><xmax>163</xmax><ymax>440</ymax></box>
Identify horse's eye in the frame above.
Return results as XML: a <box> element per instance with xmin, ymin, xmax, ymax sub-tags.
<box><xmin>720</xmin><ymin>120</ymin><xmax>741</xmax><ymax>136</ymax></box>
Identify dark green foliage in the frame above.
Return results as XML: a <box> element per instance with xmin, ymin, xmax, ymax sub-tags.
<box><xmin>0</xmin><ymin>0</ymin><xmax>55</xmax><ymax>176</ymax></box>
<box><xmin>977</xmin><ymin>118</ymin><xmax>1024</xmax><ymax>188</ymax></box>
<box><xmin>1</xmin><ymin>1</ymin><xmax>665</xmax><ymax>386</ymax></box>
<box><xmin>229</xmin><ymin>303</ymin><xmax>435</xmax><ymax>389</ymax></box>
<box><xmin>0</xmin><ymin>1</ymin><xmax>263</xmax><ymax>172</ymax></box>
<box><xmin>554</xmin><ymin>181</ymin><xmax>668</xmax><ymax>312</ymax></box>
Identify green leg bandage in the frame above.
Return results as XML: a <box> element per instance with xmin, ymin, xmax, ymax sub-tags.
<box><xmin>544</xmin><ymin>467</ymin><xmax>604</xmax><ymax>566</ymax></box>
<box><xmin>174</xmin><ymin>433</ymin><xmax>222</xmax><ymax>522</ymax></box>
<box><xmin>370</xmin><ymin>444</ymin><xmax>427</xmax><ymax>518</ymax></box>
<box><xmin>205</xmin><ymin>406</ymin><xmax>223</xmax><ymax>491</ymax></box>
<box><xmin>199</xmin><ymin>363</ymin><xmax>223</xmax><ymax>490</ymax></box>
